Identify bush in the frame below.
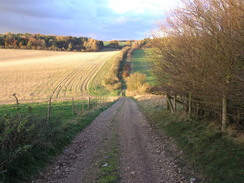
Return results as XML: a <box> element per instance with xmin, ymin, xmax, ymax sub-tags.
<box><xmin>126</xmin><ymin>72</ymin><xmax>150</xmax><ymax>95</ymax></box>
<box><xmin>102</xmin><ymin>76</ymin><xmax>121</xmax><ymax>91</ymax></box>
<box><xmin>102</xmin><ymin>47</ymin><xmax>130</xmax><ymax>91</ymax></box>
<box><xmin>0</xmin><ymin>113</ymin><xmax>63</xmax><ymax>182</ymax></box>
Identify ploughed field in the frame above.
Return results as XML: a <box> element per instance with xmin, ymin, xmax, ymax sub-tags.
<box><xmin>0</xmin><ymin>49</ymin><xmax>119</xmax><ymax>104</ymax></box>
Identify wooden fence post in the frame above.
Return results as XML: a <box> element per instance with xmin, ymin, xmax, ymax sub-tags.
<box><xmin>188</xmin><ymin>92</ymin><xmax>192</xmax><ymax>118</ymax></box>
<box><xmin>222</xmin><ymin>95</ymin><xmax>227</xmax><ymax>131</ymax></box>
<box><xmin>166</xmin><ymin>95</ymin><xmax>170</xmax><ymax>111</ymax></box>
<box><xmin>88</xmin><ymin>97</ymin><xmax>90</xmax><ymax>109</ymax></box>
<box><xmin>47</xmin><ymin>97</ymin><xmax>52</xmax><ymax>120</ymax></box>
<box><xmin>72</xmin><ymin>97</ymin><xmax>75</xmax><ymax>115</ymax></box>
<box><xmin>12</xmin><ymin>93</ymin><xmax>19</xmax><ymax>110</ymax></box>
<box><xmin>166</xmin><ymin>95</ymin><xmax>174</xmax><ymax>113</ymax></box>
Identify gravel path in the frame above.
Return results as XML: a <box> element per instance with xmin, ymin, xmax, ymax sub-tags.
<box><xmin>31</xmin><ymin>97</ymin><xmax>200</xmax><ymax>183</ymax></box>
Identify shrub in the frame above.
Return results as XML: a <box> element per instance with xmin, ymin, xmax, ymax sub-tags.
<box><xmin>0</xmin><ymin>113</ymin><xmax>62</xmax><ymax>181</ymax></box>
<box><xmin>102</xmin><ymin>76</ymin><xmax>121</xmax><ymax>91</ymax></box>
<box><xmin>102</xmin><ymin>47</ymin><xmax>130</xmax><ymax>91</ymax></box>
<box><xmin>126</xmin><ymin>72</ymin><xmax>150</xmax><ymax>95</ymax></box>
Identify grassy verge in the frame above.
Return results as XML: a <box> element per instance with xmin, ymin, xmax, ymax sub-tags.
<box><xmin>84</xmin><ymin>103</ymin><xmax>122</xmax><ymax>183</ymax></box>
<box><xmin>131</xmin><ymin>49</ymin><xmax>155</xmax><ymax>85</ymax></box>
<box><xmin>0</xmin><ymin>99</ymin><xmax>98</xmax><ymax>118</ymax></box>
<box><xmin>136</xmin><ymin>98</ymin><xmax>244</xmax><ymax>183</ymax></box>
<box><xmin>0</xmin><ymin>101</ymin><xmax>115</xmax><ymax>182</ymax></box>
<box><xmin>96</xmin><ymin>132</ymin><xmax>120</xmax><ymax>183</ymax></box>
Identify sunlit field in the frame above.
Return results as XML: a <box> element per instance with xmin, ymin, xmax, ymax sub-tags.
<box><xmin>131</xmin><ymin>49</ymin><xmax>155</xmax><ymax>85</ymax></box>
<box><xmin>0</xmin><ymin>49</ymin><xmax>119</xmax><ymax>104</ymax></box>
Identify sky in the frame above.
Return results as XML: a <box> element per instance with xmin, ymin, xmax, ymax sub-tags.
<box><xmin>0</xmin><ymin>0</ymin><xmax>180</xmax><ymax>40</ymax></box>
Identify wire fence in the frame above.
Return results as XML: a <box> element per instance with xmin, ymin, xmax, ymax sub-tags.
<box><xmin>0</xmin><ymin>96</ymin><xmax>118</xmax><ymax>119</ymax></box>
<box><xmin>165</xmin><ymin>94</ymin><xmax>244</xmax><ymax>128</ymax></box>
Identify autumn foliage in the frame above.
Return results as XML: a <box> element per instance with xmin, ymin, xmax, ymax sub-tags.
<box><xmin>126</xmin><ymin>72</ymin><xmax>150</xmax><ymax>95</ymax></box>
<box><xmin>150</xmin><ymin>0</ymin><xmax>244</xmax><ymax>127</ymax></box>
<box><xmin>102</xmin><ymin>47</ymin><xmax>130</xmax><ymax>91</ymax></box>
<box><xmin>0</xmin><ymin>33</ymin><xmax>104</xmax><ymax>51</ymax></box>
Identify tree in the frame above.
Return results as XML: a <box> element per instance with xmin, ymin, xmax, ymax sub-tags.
<box><xmin>27</xmin><ymin>40</ymin><xmax>33</xmax><ymax>48</ymax></box>
<box><xmin>125</xmin><ymin>41</ymin><xmax>132</xmax><ymax>47</ymax></box>
<box><xmin>0</xmin><ymin>36</ymin><xmax>4</xmax><ymax>46</ymax></box>
<box><xmin>0</xmin><ymin>33</ymin><xmax>103</xmax><ymax>52</ymax></box>
<box><xmin>132</xmin><ymin>40</ymin><xmax>144</xmax><ymax>49</ymax></box>
<box><xmin>18</xmin><ymin>42</ymin><xmax>23</xmax><ymax>48</ymax></box>
<box><xmin>149</xmin><ymin>0</ymin><xmax>244</xmax><ymax>128</ymax></box>
<box><xmin>107</xmin><ymin>40</ymin><xmax>120</xmax><ymax>48</ymax></box>
<box><xmin>67</xmin><ymin>42</ymin><xmax>73</xmax><ymax>51</ymax></box>
<box><xmin>84</xmin><ymin>39</ymin><xmax>102</xmax><ymax>51</ymax></box>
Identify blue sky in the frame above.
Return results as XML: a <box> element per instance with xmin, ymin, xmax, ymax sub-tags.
<box><xmin>0</xmin><ymin>0</ymin><xmax>180</xmax><ymax>40</ymax></box>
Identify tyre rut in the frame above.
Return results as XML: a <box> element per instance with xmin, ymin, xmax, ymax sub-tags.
<box><xmin>30</xmin><ymin>97</ymin><xmax>200</xmax><ymax>183</ymax></box>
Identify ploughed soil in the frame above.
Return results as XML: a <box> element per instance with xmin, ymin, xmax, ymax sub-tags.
<box><xmin>30</xmin><ymin>97</ymin><xmax>201</xmax><ymax>183</ymax></box>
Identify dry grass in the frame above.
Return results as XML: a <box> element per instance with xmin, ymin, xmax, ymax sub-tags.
<box><xmin>135</xmin><ymin>95</ymin><xmax>166</xmax><ymax>110</ymax></box>
<box><xmin>0</xmin><ymin>49</ymin><xmax>119</xmax><ymax>104</ymax></box>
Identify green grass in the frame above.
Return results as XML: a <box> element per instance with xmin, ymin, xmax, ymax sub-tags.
<box><xmin>131</xmin><ymin>49</ymin><xmax>155</xmax><ymax>85</ymax></box>
<box><xmin>0</xmin><ymin>100</ymin><xmax>115</xmax><ymax>183</ymax></box>
<box><xmin>89</xmin><ymin>53</ymin><xmax>120</xmax><ymax>96</ymax></box>
<box><xmin>94</xmin><ymin>103</ymin><xmax>123</xmax><ymax>183</ymax></box>
<box><xmin>103</xmin><ymin>41</ymin><xmax>128</xmax><ymax>47</ymax></box>
<box><xmin>90</xmin><ymin>47</ymin><xmax>129</xmax><ymax>96</ymax></box>
<box><xmin>0</xmin><ymin>100</ymin><xmax>97</xmax><ymax>119</ymax></box>
<box><xmin>137</xmin><ymin>99</ymin><xmax>244</xmax><ymax>183</ymax></box>
<box><xmin>96</xmin><ymin>133</ymin><xmax>120</xmax><ymax>183</ymax></box>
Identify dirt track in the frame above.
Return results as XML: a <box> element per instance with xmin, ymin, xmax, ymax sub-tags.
<box><xmin>31</xmin><ymin>97</ymin><xmax>200</xmax><ymax>183</ymax></box>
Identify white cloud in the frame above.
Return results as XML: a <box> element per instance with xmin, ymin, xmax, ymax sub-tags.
<box><xmin>0</xmin><ymin>0</ymin><xmax>182</xmax><ymax>40</ymax></box>
<box><xmin>107</xmin><ymin>0</ymin><xmax>180</xmax><ymax>15</ymax></box>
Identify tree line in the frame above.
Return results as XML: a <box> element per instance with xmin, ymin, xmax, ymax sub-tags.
<box><xmin>0</xmin><ymin>33</ymin><xmax>151</xmax><ymax>52</ymax></box>
<box><xmin>0</xmin><ymin>33</ymin><xmax>104</xmax><ymax>51</ymax></box>
<box><xmin>149</xmin><ymin>0</ymin><xmax>243</xmax><ymax>130</ymax></box>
